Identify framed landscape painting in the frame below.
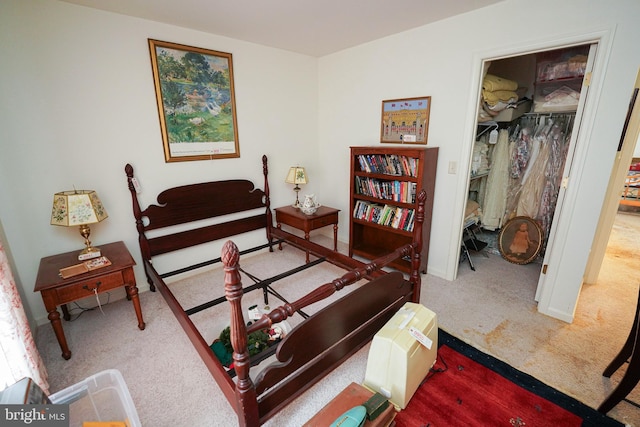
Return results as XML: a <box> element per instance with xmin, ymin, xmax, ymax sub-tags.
<box><xmin>148</xmin><ymin>39</ymin><xmax>240</xmax><ymax>162</ymax></box>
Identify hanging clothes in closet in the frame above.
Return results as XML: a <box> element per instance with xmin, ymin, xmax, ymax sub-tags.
<box><xmin>481</xmin><ymin>128</ymin><xmax>510</xmax><ymax>230</ymax></box>
<box><xmin>516</xmin><ymin>118</ymin><xmax>553</xmax><ymax>218</ymax></box>
<box><xmin>503</xmin><ymin>113</ymin><xmax>574</xmax><ymax>251</ymax></box>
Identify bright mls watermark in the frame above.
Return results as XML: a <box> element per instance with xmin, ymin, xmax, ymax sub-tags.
<box><xmin>1</xmin><ymin>405</ymin><xmax>68</xmax><ymax>426</ymax></box>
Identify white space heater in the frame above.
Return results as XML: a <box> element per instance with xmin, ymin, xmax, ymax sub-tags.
<box><xmin>363</xmin><ymin>302</ymin><xmax>438</xmax><ymax>409</ymax></box>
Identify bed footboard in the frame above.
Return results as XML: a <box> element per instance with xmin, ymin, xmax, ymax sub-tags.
<box><xmin>255</xmin><ymin>271</ymin><xmax>410</xmax><ymax>419</ymax></box>
<box><xmin>220</xmin><ymin>190</ymin><xmax>426</xmax><ymax>426</ymax></box>
<box><xmin>222</xmin><ymin>239</ymin><xmax>421</xmax><ymax>425</ymax></box>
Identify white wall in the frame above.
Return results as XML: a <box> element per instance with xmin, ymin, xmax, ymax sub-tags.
<box><xmin>2</xmin><ymin>0</ymin><xmax>640</xmax><ymax>327</ymax></box>
<box><xmin>318</xmin><ymin>0</ymin><xmax>640</xmax><ymax>320</ymax></box>
<box><xmin>0</xmin><ymin>0</ymin><xmax>319</xmax><ymax>326</ymax></box>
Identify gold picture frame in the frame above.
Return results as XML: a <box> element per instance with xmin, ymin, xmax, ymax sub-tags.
<box><xmin>380</xmin><ymin>96</ymin><xmax>431</xmax><ymax>144</ymax></box>
<box><xmin>148</xmin><ymin>39</ymin><xmax>240</xmax><ymax>162</ymax></box>
<box><xmin>498</xmin><ymin>216</ymin><xmax>543</xmax><ymax>265</ymax></box>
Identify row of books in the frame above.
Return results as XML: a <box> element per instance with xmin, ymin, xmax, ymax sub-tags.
<box><xmin>355</xmin><ymin>176</ymin><xmax>417</xmax><ymax>203</ymax></box>
<box><xmin>353</xmin><ymin>200</ymin><xmax>415</xmax><ymax>232</ymax></box>
<box><xmin>356</xmin><ymin>154</ymin><xmax>419</xmax><ymax>177</ymax></box>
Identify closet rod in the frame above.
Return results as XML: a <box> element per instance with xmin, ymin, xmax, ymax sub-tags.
<box><xmin>476</xmin><ymin>121</ymin><xmax>498</xmax><ymax>139</ymax></box>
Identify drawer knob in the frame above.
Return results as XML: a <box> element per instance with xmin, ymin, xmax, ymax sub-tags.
<box><xmin>83</xmin><ymin>281</ymin><xmax>101</xmax><ymax>292</ymax></box>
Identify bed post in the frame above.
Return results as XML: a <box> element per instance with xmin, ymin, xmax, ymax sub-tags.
<box><xmin>411</xmin><ymin>190</ymin><xmax>426</xmax><ymax>303</ymax></box>
<box><xmin>124</xmin><ymin>164</ymin><xmax>155</xmax><ymax>291</ymax></box>
<box><xmin>262</xmin><ymin>155</ymin><xmax>274</xmax><ymax>252</ymax></box>
<box><xmin>222</xmin><ymin>240</ymin><xmax>260</xmax><ymax>427</ymax></box>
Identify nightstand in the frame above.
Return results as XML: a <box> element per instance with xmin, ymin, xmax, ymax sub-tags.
<box><xmin>34</xmin><ymin>241</ymin><xmax>145</xmax><ymax>360</ymax></box>
<box><xmin>274</xmin><ymin>205</ymin><xmax>340</xmax><ymax>262</ymax></box>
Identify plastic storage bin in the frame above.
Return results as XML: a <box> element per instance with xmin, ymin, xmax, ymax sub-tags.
<box><xmin>533</xmin><ymin>79</ymin><xmax>583</xmax><ymax>113</ymax></box>
<box><xmin>49</xmin><ymin>369</ymin><xmax>141</xmax><ymax>427</ymax></box>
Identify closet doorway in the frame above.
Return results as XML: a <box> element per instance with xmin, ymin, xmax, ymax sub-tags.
<box><xmin>458</xmin><ymin>42</ymin><xmax>597</xmax><ymax>309</ymax></box>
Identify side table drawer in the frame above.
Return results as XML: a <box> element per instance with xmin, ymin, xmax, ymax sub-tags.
<box><xmin>55</xmin><ymin>271</ymin><xmax>125</xmax><ymax>303</ymax></box>
<box><xmin>311</xmin><ymin>214</ymin><xmax>338</xmax><ymax>228</ymax></box>
<box><xmin>276</xmin><ymin>213</ymin><xmax>304</xmax><ymax>229</ymax></box>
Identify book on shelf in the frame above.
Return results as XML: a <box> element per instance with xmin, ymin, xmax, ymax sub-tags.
<box><xmin>357</xmin><ymin>155</ymin><xmax>369</xmax><ymax>173</ymax></box>
<box><xmin>357</xmin><ymin>154</ymin><xmax>419</xmax><ymax>177</ymax></box>
<box><xmin>355</xmin><ymin>177</ymin><xmax>417</xmax><ymax>203</ymax></box>
<box><xmin>379</xmin><ymin>205</ymin><xmax>393</xmax><ymax>226</ymax></box>
<box><xmin>391</xmin><ymin>206</ymin><xmax>403</xmax><ymax>229</ymax></box>
<box><xmin>398</xmin><ymin>208</ymin><xmax>409</xmax><ymax>230</ymax></box>
<box><xmin>404</xmin><ymin>210</ymin><xmax>415</xmax><ymax>231</ymax></box>
<box><xmin>353</xmin><ymin>200</ymin><xmax>415</xmax><ymax>232</ymax></box>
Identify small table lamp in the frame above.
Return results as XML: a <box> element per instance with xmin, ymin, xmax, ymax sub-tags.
<box><xmin>285</xmin><ymin>166</ymin><xmax>307</xmax><ymax>208</ymax></box>
<box><xmin>51</xmin><ymin>190</ymin><xmax>108</xmax><ymax>259</ymax></box>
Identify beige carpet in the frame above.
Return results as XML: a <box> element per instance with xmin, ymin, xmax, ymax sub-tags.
<box><xmin>35</xmin><ymin>212</ymin><xmax>640</xmax><ymax>426</ymax></box>
<box><xmin>428</xmin><ymin>211</ymin><xmax>640</xmax><ymax>426</ymax></box>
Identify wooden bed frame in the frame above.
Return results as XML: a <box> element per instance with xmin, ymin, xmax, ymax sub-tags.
<box><xmin>124</xmin><ymin>155</ymin><xmax>425</xmax><ymax>426</ymax></box>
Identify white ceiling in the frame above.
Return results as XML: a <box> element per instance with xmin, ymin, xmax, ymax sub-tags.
<box><xmin>60</xmin><ymin>0</ymin><xmax>506</xmax><ymax>57</ymax></box>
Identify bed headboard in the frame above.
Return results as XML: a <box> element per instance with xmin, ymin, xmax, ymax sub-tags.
<box><xmin>125</xmin><ymin>155</ymin><xmax>272</xmax><ymax>262</ymax></box>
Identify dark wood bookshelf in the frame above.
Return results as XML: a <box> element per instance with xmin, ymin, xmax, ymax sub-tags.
<box><xmin>349</xmin><ymin>146</ymin><xmax>438</xmax><ymax>273</ymax></box>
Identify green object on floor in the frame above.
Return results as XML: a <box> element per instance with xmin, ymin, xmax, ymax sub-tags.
<box><xmin>210</xmin><ymin>340</ymin><xmax>232</xmax><ymax>367</ymax></box>
<box><xmin>211</xmin><ymin>325</ymin><xmax>272</xmax><ymax>367</ymax></box>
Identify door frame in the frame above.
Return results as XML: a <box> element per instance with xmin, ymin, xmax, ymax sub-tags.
<box><xmin>450</xmin><ymin>27</ymin><xmax>615</xmax><ymax>322</ymax></box>
<box><xmin>583</xmin><ymin>68</ymin><xmax>640</xmax><ymax>285</ymax></box>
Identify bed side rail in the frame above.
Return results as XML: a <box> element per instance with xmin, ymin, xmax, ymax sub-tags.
<box><xmin>142</xmin><ymin>258</ymin><xmax>237</xmax><ymax>406</ymax></box>
<box><xmin>250</xmin><ymin>190</ymin><xmax>426</xmax><ymax>334</ymax></box>
<box><xmin>247</xmin><ymin>243</ymin><xmax>416</xmax><ymax>335</ymax></box>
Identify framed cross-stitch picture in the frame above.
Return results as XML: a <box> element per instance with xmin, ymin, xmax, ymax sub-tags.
<box><xmin>380</xmin><ymin>96</ymin><xmax>431</xmax><ymax>144</ymax></box>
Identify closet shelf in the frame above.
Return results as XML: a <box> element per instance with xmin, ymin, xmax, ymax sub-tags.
<box><xmin>492</xmin><ymin>99</ymin><xmax>532</xmax><ymax>122</ymax></box>
<box><xmin>523</xmin><ymin>111</ymin><xmax>577</xmax><ymax>117</ymax></box>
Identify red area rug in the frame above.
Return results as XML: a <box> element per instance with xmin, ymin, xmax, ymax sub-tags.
<box><xmin>394</xmin><ymin>331</ymin><xmax>622</xmax><ymax>427</ymax></box>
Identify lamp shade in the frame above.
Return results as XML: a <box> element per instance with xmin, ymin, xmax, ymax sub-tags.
<box><xmin>285</xmin><ymin>166</ymin><xmax>308</xmax><ymax>185</ymax></box>
<box><xmin>51</xmin><ymin>190</ymin><xmax>108</xmax><ymax>227</ymax></box>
